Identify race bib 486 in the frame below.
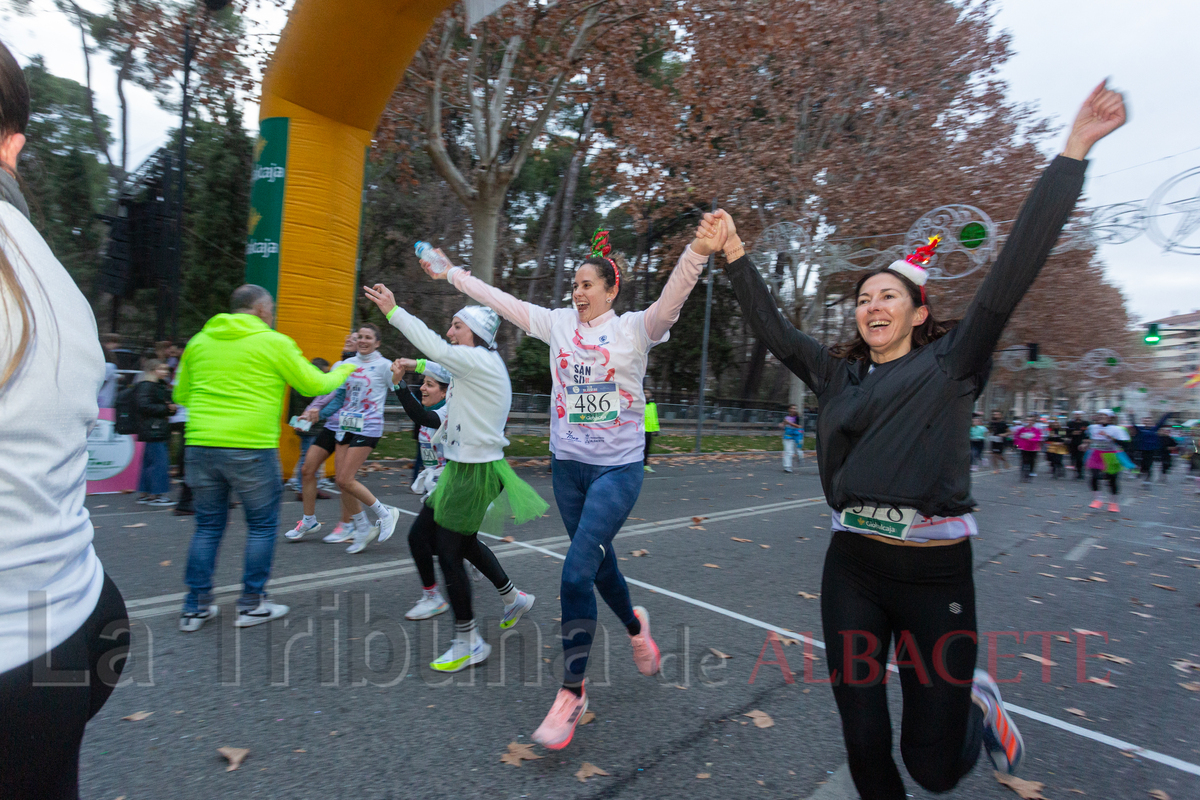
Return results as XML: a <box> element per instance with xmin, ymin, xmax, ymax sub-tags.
<box><xmin>566</xmin><ymin>382</ymin><xmax>619</xmax><ymax>424</ymax></box>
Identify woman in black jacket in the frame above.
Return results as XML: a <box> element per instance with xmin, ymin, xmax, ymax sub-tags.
<box><xmin>706</xmin><ymin>83</ymin><xmax>1125</xmax><ymax>800</ymax></box>
<box><xmin>136</xmin><ymin>359</ymin><xmax>176</xmax><ymax>506</ymax></box>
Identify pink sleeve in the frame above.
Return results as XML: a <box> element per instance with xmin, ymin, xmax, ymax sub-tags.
<box><xmin>643</xmin><ymin>245</ymin><xmax>709</xmax><ymax>343</ymax></box>
<box><xmin>305</xmin><ymin>392</ymin><xmax>333</xmax><ymax>413</ymax></box>
<box><xmin>448</xmin><ymin>267</ymin><xmax>540</xmax><ymax>333</ymax></box>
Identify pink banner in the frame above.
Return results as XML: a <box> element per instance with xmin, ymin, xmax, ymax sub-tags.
<box><xmin>87</xmin><ymin>407</ymin><xmax>145</xmax><ymax>494</ymax></box>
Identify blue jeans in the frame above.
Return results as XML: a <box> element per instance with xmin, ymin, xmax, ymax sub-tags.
<box><xmin>552</xmin><ymin>457</ymin><xmax>644</xmax><ymax>684</ymax></box>
<box><xmin>183</xmin><ymin>447</ymin><xmax>282</xmax><ymax>612</ymax></box>
<box><xmin>137</xmin><ymin>441</ymin><xmax>170</xmax><ymax>495</ymax></box>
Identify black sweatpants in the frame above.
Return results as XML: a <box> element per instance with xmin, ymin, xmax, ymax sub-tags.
<box><xmin>433</xmin><ymin>524</ymin><xmax>513</xmax><ymax>623</ymax></box>
<box><xmin>0</xmin><ymin>573</ymin><xmax>129</xmax><ymax>800</ymax></box>
<box><xmin>408</xmin><ymin>503</ymin><xmax>510</xmax><ymax>594</ymax></box>
<box><xmin>1091</xmin><ymin>468</ymin><xmax>1118</xmax><ymax>495</ymax></box>
<box><xmin>1019</xmin><ymin>450</ymin><xmax>1037</xmax><ymax>480</ymax></box>
<box><xmin>821</xmin><ymin>532</ymin><xmax>983</xmax><ymax>800</ymax></box>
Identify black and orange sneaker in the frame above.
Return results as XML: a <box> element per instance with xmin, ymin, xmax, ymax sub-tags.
<box><xmin>973</xmin><ymin>668</ymin><xmax>1024</xmax><ymax>774</ymax></box>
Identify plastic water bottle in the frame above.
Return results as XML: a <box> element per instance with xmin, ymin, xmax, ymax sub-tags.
<box><xmin>415</xmin><ymin>241</ymin><xmax>452</xmax><ymax>274</ymax></box>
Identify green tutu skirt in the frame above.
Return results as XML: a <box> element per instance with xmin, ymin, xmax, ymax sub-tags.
<box><xmin>426</xmin><ymin>459</ymin><xmax>549</xmax><ymax>535</ymax></box>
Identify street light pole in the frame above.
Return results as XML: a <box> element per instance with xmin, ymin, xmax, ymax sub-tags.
<box><xmin>171</xmin><ymin>21</ymin><xmax>194</xmax><ymax>342</ymax></box>
<box><xmin>694</xmin><ymin>199</ymin><xmax>717</xmax><ymax>454</ymax></box>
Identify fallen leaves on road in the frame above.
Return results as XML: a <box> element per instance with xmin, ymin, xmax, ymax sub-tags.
<box><xmin>501</xmin><ymin>536</ymin><xmax>515</xmax><ymax>543</ymax></box>
<box><xmin>731</xmin><ymin>537</ymin><xmax>753</xmax><ymax>543</ymax></box>
<box><xmin>499</xmin><ymin>742</ymin><xmax>542</xmax><ymax>767</ymax></box>
<box><xmin>630</xmin><ymin>549</ymin><xmax>649</xmax><ymax>557</ymax></box>
<box><xmin>994</xmin><ymin>771</ymin><xmax>1048</xmax><ymax>799</ymax></box>
<box><xmin>709</xmin><ymin>648</ymin><xmax>732</xmax><ymax>660</ymax></box>
<box><xmin>743</xmin><ymin>710</ymin><xmax>774</xmax><ymax>728</ymax></box>
<box><xmin>122</xmin><ymin>711</ymin><xmax>153</xmax><ymax>722</ymax></box>
<box><xmin>1087</xmin><ymin>576</ymin><xmax>1107</xmax><ymax>583</ymax></box>
<box><xmin>580</xmin><ymin>711</ymin><xmax>596</xmax><ymax>725</ymax></box>
<box><xmin>1179</xmin><ymin>682</ymin><xmax>1200</xmax><ymax>692</ymax></box>
<box><xmin>575</xmin><ymin>762</ymin><xmax>610</xmax><ymax>782</ymax></box>
<box><xmin>1027</xmin><ymin>597</ymin><xmax>1043</xmax><ymax>604</ymax></box>
<box><xmin>1021</xmin><ymin>653</ymin><xmax>1057</xmax><ymax>667</ymax></box>
<box><xmin>1038</xmin><ymin>573</ymin><xmax>1056</xmax><ymax>578</ymax></box>
<box><xmin>797</xmin><ymin>591</ymin><xmax>819</xmax><ymax>599</ymax></box>
<box><xmin>1086</xmin><ymin>677</ymin><xmax>1116</xmax><ymax>688</ymax></box>
<box><xmin>703</xmin><ymin>563</ymin><xmax>721</xmax><ymax>569</ymax></box>
<box><xmin>1073</xmin><ymin>628</ymin><xmax>1103</xmax><ymax>637</ymax></box>
<box><xmin>692</xmin><ymin>516</ymin><xmax>707</xmax><ymax>525</ymax></box>
<box><xmin>1065</xmin><ymin>707</ymin><xmax>1088</xmax><ymax>718</ymax></box>
<box><xmin>159</xmin><ymin>560</ymin><xmax>171</xmax><ymax>567</ymax></box>
<box><xmin>760</xmin><ymin>544</ymin><xmax>771</xmax><ymax>549</ymax></box>
<box><xmin>696</xmin><ymin>772</ymin><xmax>711</xmax><ymax>779</ymax></box>
<box><xmin>123</xmin><ymin>523</ymin><xmax>147</xmax><ymax>529</ymax></box>
<box><xmin>1152</xmin><ymin>584</ymin><xmax>1177</xmax><ymax>592</ymax></box>
<box><xmin>1131</xmin><ymin>611</ymin><xmax>1154</xmax><ymax>618</ymax></box>
<box><xmin>1170</xmin><ymin>659</ymin><xmax>1200</xmax><ymax>674</ymax></box>
<box><xmin>1096</xmin><ymin>653</ymin><xmax>1132</xmax><ymax>665</ymax></box>
<box><xmin>1148</xmin><ymin>791</ymin><xmax>1171</xmax><ymax>800</ymax></box>
<box><xmin>217</xmin><ymin>746</ymin><xmax>249</xmax><ymax>772</ymax></box>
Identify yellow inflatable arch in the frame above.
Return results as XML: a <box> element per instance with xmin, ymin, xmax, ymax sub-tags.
<box><xmin>245</xmin><ymin>0</ymin><xmax>460</xmax><ymax>474</ymax></box>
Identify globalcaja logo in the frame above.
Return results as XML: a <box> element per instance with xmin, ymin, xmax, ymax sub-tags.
<box><xmin>246</xmin><ymin>240</ymin><xmax>280</xmax><ymax>258</ymax></box>
<box><xmin>252</xmin><ymin>164</ymin><xmax>286</xmax><ymax>184</ymax></box>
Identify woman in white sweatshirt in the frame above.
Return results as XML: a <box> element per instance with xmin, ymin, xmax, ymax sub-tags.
<box><xmin>363</xmin><ymin>288</ymin><xmax>545</xmax><ymax>673</ymax></box>
<box><xmin>414</xmin><ymin>220</ymin><xmax>721</xmax><ymax>750</ymax></box>
<box><xmin>0</xmin><ymin>42</ymin><xmax>129</xmax><ymax>799</ymax></box>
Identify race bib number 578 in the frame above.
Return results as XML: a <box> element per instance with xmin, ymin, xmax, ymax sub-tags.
<box><xmin>566</xmin><ymin>382</ymin><xmax>619</xmax><ymax>424</ymax></box>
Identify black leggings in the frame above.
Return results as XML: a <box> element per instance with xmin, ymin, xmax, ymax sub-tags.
<box><xmin>821</xmin><ymin>532</ymin><xmax>982</xmax><ymax>800</ymax></box>
<box><xmin>408</xmin><ymin>503</ymin><xmax>510</xmax><ymax>594</ymax></box>
<box><xmin>0</xmin><ymin>573</ymin><xmax>129</xmax><ymax>800</ymax></box>
<box><xmin>432</xmin><ymin>523</ymin><xmax>513</xmax><ymax>623</ymax></box>
<box><xmin>1019</xmin><ymin>450</ymin><xmax>1037</xmax><ymax>478</ymax></box>
<box><xmin>1091</xmin><ymin>468</ymin><xmax>1118</xmax><ymax>495</ymax></box>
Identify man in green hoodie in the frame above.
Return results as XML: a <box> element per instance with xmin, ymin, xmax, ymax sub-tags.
<box><xmin>174</xmin><ymin>285</ymin><xmax>354</xmax><ymax>632</ymax></box>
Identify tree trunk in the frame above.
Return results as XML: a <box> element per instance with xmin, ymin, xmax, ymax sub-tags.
<box><xmin>64</xmin><ymin>0</ymin><xmax>117</xmax><ymax>184</ymax></box>
<box><xmin>550</xmin><ymin>107</ymin><xmax>593</xmax><ymax>307</ymax></box>
<box><xmin>115</xmin><ymin>44</ymin><xmax>135</xmax><ymax>190</ymax></box>
<box><xmin>467</xmin><ymin>191</ymin><xmax>505</xmax><ymax>284</ymax></box>
<box><xmin>526</xmin><ymin>178</ymin><xmax>565</xmax><ymax>302</ymax></box>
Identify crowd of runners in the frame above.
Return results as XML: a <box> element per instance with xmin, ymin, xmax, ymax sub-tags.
<box><xmin>4</xmin><ymin>39</ymin><xmax>1183</xmax><ymax>800</ymax></box>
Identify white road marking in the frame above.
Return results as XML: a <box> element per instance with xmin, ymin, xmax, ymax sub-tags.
<box><xmin>477</xmin><ymin>532</ymin><xmax>1200</xmax><ymax>780</ymax></box>
<box><xmin>1065</xmin><ymin>537</ymin><xmax>1099</xmax><ymax>561</ymax></box>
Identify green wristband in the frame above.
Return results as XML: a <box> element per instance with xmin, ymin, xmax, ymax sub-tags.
<box><xmin>415</xmin><ymin>359</ymin><xmax>426</xmax><ymax>374</ymax></box>
<box><xmin>386</xmin><ymin>306</ymin><xmax>400</xmax><ymax>321</ymax></box>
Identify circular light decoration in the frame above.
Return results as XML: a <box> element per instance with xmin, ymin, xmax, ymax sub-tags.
<box><xmin>1145</xmin><ymin>166</ymin><xmax>1200</xmax><ymax>255</ymax></box>
<box><xmin>750</xmin><ymin>221</ymin><xmax>813</xmax><ymax>303</ymax></box>
<box><xmin>906</xmin><ymin>205</ymin><xmax>997</xmax><ymax>280</ymax></box>
<box><xmin>1073</xmin><ymin>348</ymin><xmax>1123</xmax><ymax>380</ymax></box>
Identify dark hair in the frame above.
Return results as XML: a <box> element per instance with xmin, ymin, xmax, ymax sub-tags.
<box><xmin>357</xmin><ymin>322</ymin><xmax>382</xmax><ymax>342</ymax></box>
<box><xmin>311</xmin><ymin>357</ymin><xmax>330</xmax><ymax>370</ymax></box>
<box><xmin>422</xmin><ymin>373</ymin><xmax>450</xmax><ymax>391</ymax></box>
<box><xmin>231</xmin><ymin>284</ymin><xmax>271</xmax><ymax>313</ymax></box>
<box><xmin>578</xmin><ymin>254</ymin><xmax>627</xmax><ymax>298</ymax></box>
<box><xmin>0</xmin><ymin>42</ymin><xmax>34</xmax><ymax>393</ymax></box>
<box><xmin>829</xmin><ymin>268</ymin><xmax>956</xmax><ymax>362</ymax></box>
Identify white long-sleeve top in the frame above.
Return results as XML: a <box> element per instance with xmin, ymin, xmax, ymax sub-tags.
<box><xmin>0</xmin><ymin>200</ymin><xmax>106</xmax><ymax>674</ymax></box>
<box><xmin>385</xmin><ymin>307</ymin><xmax>512</xmax><ymax>463</ymax></box>
<box><xmin>447</xmin><ymin>245</ymin><xmax>707</xmax><ymax>465</ymax></box>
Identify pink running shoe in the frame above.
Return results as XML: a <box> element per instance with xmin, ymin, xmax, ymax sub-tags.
<box><xmin>1107</xmin><ymin>502</ymin><xmax>1120</xmax><ymax>513</ymax></box>
<box><xmin>1088</xmin><ymin>499</ymin><xmax>1103</xmax><ymax>509</ymax></box>
<box><xmin>531</xmin><ymin>682</ymin><xmax>588</xmax><ymax>751</ymax></box>
<box><xmin>630</xmin><ymin>605</ymin><xmax>661</xmax><ymax>676</ymax></box>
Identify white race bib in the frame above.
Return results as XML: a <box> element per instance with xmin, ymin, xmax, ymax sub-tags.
<box><xmin>339</xmin><ymin>412</ymin><xmax>364</xmax><ymax>433</ymax></box>
<box><xmin>566</xmin><ymin>382</ymin><xmax>619</xmax><ymax>424</ymax></box>
<box><xmin>839</xmin><ymin>504</ymin><xmax>920</xmax><ymax>540</ymax></box>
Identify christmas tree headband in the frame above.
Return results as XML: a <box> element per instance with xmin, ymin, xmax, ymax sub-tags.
<box><xmin>589</xmin><ymin>228</ymin><xmax>619</xmax><ymax>293</ymax></box>
<box><xmin>888</xmin><ymin>235</ymin><xmax>941</xmax><ymax>304</ymax></box>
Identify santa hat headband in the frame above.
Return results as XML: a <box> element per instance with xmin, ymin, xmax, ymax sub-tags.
<box><xmin>888</xmin><ymin>235</ymin><xmax>941</xmax><ymax>304</ymax></box>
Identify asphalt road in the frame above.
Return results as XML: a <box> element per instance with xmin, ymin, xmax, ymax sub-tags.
<box><xmin>79</xmin><ymin>455</ymin><xmax>1200</xmax><ymax>799</ymax></box>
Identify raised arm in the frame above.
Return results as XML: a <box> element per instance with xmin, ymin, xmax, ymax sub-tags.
<box><xmin>945</xmin><ymin>81</ymin><xmax>1126</xmax><ymax>379</ymax></box>
<box><xmin>713</xmin><ymin>210</ymin><xmax>832</xmax><ymax>395</ymax></box>
<box><xmin>643</xmin><ymin>245</ymin><xmax>709</xmax><ymax>342</ymax></box>
<box><xmin>446</xmin><ymin>266</ymin><xmax>540</xmax><ymax>334</ymax></box>
<box><xmin>276</xmin><ymin>340</ymin><xmax>355</xmax><ymax>397</ymax></box>
<box><xmin>390</xmin><ymin>358</ymin><xmax>444</xmax><ymax>428</ymax></box>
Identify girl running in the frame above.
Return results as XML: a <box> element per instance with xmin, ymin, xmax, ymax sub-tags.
<box><xmin>713</xmin><ymin>82</ymin><xmax>1125</xmax><ymax>799</ymax></box>
<box><xmin>390</xmin><ymin>357</ymin><xmax>533</xmax><ymax>623</ymax></box>
<box><xmin>417</xmin><ymin>223</ymin><xmax>718</xmax><ymax>749</ymax></box>
<box><xmin>1084</xmin><ymin>409</ymin><xmax>1132</xmax><ymax>512</ymax></box>
<box><xmin>363</xmin><ymin>289</ymin><xmax>545</xmax><ymax>672</ymax></box>
<box><xmin>289</xmin><ymin>324</ymin><xmax>399</xmax><ymax>553</ymax></box>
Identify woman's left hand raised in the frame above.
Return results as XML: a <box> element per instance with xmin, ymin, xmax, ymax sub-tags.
<box><xmin>364</xmin><ymin>283</ymin><xmax>397</xmax><ymax>316</ymax></box>
<box><xmin>692</xmin><ymin>212</ymin><xmax>728</xmax><ymax>256</ymax></box>
<box><xmin>1063</xmin><ymin>79</ymin><xmax>1127</xmax><ymax>160</ymax></box>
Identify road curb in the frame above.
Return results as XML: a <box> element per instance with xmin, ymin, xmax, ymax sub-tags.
<box><xmin>367</xmin><ymin>450</ymin><xmax>812</xmax><ymax>468</ymax></box>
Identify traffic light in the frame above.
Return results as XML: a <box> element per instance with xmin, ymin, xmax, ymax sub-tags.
<box><xmin>1027</xmin><ymin>343</ymin><xmax>1039</xmax><ymax>364</ymax></box>
<box><xmin>1144</xmin><ymin>323</ymin><xmax>1161</xmax><ymax>344</ymax></box>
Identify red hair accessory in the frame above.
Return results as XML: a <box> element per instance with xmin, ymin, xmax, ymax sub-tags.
<box><xmin>590</xmin><ymin>228</ymin><xmax>619</xmax><ymax>292</ymax></box>
<box><xmin>889</xmin><ymin>235</ymin><xmax>940</xmax><ymax>305</ymax></box>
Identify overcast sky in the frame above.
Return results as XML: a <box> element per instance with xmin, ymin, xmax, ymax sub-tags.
<box><xmin>3</xmin><ymin>0</ymin><xmax>1197</xmax><ymax>324</ymax></box>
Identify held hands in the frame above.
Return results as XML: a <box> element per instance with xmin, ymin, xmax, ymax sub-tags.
<box><xmin>363</xmin><ymin>283</ymin><xmax>397</xmax><ymax>316</ymax></box>
<box><xmin>391</xmin><ymin>357</ymin><xmax>418</xmax><ymax>383</ymax></box>
<box><xmin>692</xmin><ymin>213</ymin><xmax>729</xmax><ymax>256</ymax></box>
<box><xmin>712</xmin><ymin>210</ymin><xmax>744</xmax><ymax>261</ymax></box>
<box><xmin>1063</xmin><ymin>80</ymin><xmax>1127</xmax><ymax>160</ymax></box>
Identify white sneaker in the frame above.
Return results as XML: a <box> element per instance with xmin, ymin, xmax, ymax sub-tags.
<box><xmin>284</xmin><ymin>479</ymin><xmax>301</xmax><ymax>492</ymax></box>
<box><xmin>430</xmin><ymin>637</ymin><xmax>491</xmax><ymax>673</ymax></box>
<box><xmin>467</xmin><ymin>562</ymin><xmax>484</xmax><ymax>582</ymax></box>
<box><xmin>345</xmin><ymin>523</ymin><xmax>380</xmax><ymax>554</ymax></box>
<box><xmin>405</xmin><ymin>591</ymin><xmax>449</xmax><ymax>620</ymax></box>
<box><xmin>322</xmin><ymin>522</ymin><xmax>353</xmax><ymax>543</ymax></box>
<box><xmin>375</xmin><ymin>506</ymin><xmax>400</xmax><ymax>543</ymax></box>
<box><xmin>234</xmin><ymin>598</ymin><xmax>289</xmax><ymax>628</ymax></box>
<box><xmin>146</xmin><ymin>495</ymin><xmax>177</xmax><ymax>507</ymax></box>
<box><xmin>286</xmin><ymin>518</ymin><xmax>321</xmax><ymax>541</ymax></box>
<box><xmin>500</xmin><ymin>591</ymin><xmax>535</xmax><ymax>629</ymax></box>
<box><xmin>179</xmin><ymin>604</ymin><xmax>219</xmax><ymax>632</ymax></box>
<box><xmin>317</xmin><ymin>478</ymin><xmax>340</xmax><ymax>495</ymax></box>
